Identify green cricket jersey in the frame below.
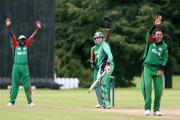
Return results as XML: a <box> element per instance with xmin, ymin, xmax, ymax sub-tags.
<box><xmin>91</xmin><ymin>41</ymin><xmax>114</xmax><ymax>68</ymax></box>
<box><xmin>10</xmin><ymin>34</ymin><xmax>35</xmax><ymax>65</ymax></box>
<box><xmin>143</xmin><ymin>32</ymin><xmax>168</xmax><ymax>68</ymax></box>
<box><xmin>14</xmin><ymin>46</ymin><xmax>28</xmax><ymax>64</ymax></box>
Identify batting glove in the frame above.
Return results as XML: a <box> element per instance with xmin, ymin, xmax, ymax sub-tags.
<box><xmin>104</xmin><ymin>16</ymin><xmax>112</xmax><ymax>29</ymax></box>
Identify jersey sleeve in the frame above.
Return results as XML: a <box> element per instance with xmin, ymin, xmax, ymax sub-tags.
<box><xmin>145</xmin><ymin>25</ymin><xmax>156</xmax><ymax>44</ymax></box>
<box><xmin>10</xmin><ymin>34</ymin><xmax>18</xmax><ymax>48</ymax></box>
<box><xmin>102</xmin><ymin>43</ymin><xmax>113</xmax><ymax>64</ymax></box>
<box><xmin>145</xmin><ymin>32</ymin><xmax>153</xmax><ymax>44</ymax></box>
<box><xmin>90</xmin><ymin>47</ymin><xmax>95</xmax><ymax>63</ymax></box>
<box><xmin>26</xmin><ymin>35</ymin><xmax>35</xmax><ymax>48</ymax></box>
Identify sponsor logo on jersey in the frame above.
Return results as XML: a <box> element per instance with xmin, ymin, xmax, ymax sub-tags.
<box><xmin>23</xmin><ymin>47</ymin><xmax>27</xmax><ymax>50</ymax></box>
<box><xmin>94</xmin><ymin>50</ymin><xmax>101</xmax><ymax>59</ymax></box>
<box><xmin>158</xmin><ymin>47</ymin><xmax>162</xmax><ymax>52</ymax></box>
<box><xmin>152</xmin><ymin>48</ymin><xmax>161</xmax><ymax>56</ymax></box>
<box><xmin>17</xmin><ymin>51</ymin><xmax>27</xmax><ymax>55</ymax></box>
<box><xmin>17</xmin><ymin>47</ymin><xmax>21</xmax><ymax>50</ymax></box>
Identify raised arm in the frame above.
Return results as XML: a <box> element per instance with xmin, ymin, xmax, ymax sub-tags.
<box><xmin>26</xmin><ymin>20</ymin><xmax>42</xmax><ymax>48</ymax></box>
<box><xmin>104</xmin><ymin>16</ymin><xmax>111</xmax><ymax>42</ymax></box>
<box><xmin>146</xmin><ymin>16</ymin><xmax>162</xmax><ymax>44</ymax></box>
<box><xmin>5</xmin><ymin>18</ymin><xmax>18</xmax><ymax>48</ymax></box>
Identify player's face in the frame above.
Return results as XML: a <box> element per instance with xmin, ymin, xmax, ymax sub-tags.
<box><xmin>155</xmin><ymin>31</ymin><xmax>163</xmax><ymax>43</ymax></box>
<box><xmin>19</xmin><ymin>39</ymin><xmax>26</xmax><ymax>46</ymax></box>
<box><xmin>94</xmin><ymin>37</ymin><xmax>103</xmax><ymax>45</ymax></box>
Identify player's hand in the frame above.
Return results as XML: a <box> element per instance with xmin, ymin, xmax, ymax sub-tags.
<box><xmin>36</xmin><ymin>20</ymin><xmax>42</xmax><ymax>29</ymax></box>
<box><xmin>5</xmin><ymin>18</ymin><xmax>11</xmax><ymax>27</ymax></box>
<box><xmin>157</xmin><ymin>70</ymin><xmax>163</xmax><ymax>76</ymax></box>
<box><xmin>104</xmin><ymin>64</ymin><xmax>110</xmax><ymax>73</ymax></box>
<box><xmin>154</xmin><ymin>16</ymin><xmax>162</xmax><ymax>26</ymax></box>
<box><xmin>104</xmin><ymin>16</ymin><xmax>111</xmax><ymax>28</ymax></box>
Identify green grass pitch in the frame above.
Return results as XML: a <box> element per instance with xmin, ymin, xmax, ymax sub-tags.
<box><xmin>0</xmin><ymin>87</ymin><xmax>179</xmax><ymax>120</ymax></box>
<box><xmin>0</xmin><ymin>76</ymin><xmax>179</xmax><ymax>120</ymax></box>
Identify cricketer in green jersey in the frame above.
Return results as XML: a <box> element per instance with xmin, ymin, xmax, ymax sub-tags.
<box><xmin>141</xmin><ymin>16</ymin><xmax>168</xmax><ymax>116</ymax></box>
<box><xmin>90</xmin><ymin>17</ymin><xmax>114</xmax><ymax>109</ymax></box>
<box><xmin>5</xmin><ymin>18</ymin><xmax>42</xmax><ymax>107</ymax></box>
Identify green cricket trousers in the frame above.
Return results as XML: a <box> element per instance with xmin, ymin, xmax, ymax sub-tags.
<box><xmin>9</xmin><ymin>64</ymin><xmax>32</xmax><ymax>104</ymax></box>
<box><xmin>99</xmin><ymin>64</ymin><xmax>114</xmax><ymax>107</ymax></box>
<box><xmin>141</xmin><ymin>64</ymin><xmax>164</xmax><ymax>112</ymax></box>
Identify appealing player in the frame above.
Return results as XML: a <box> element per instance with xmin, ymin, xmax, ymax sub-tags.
<box><xmin>141</xmin><ymin>16</ymin><xmax>168</xmax><ymax>116</ymax></box>
<box><xmin>5</xmin><ymin>18</ymin><xmax>42</xmax><ymax>107</ymax></box>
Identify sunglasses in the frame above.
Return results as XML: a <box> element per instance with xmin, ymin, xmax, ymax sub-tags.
<box><xmin>95</xmin><ymin>37</ymin><xmax>102</xmax><ymax>39</ymax></box>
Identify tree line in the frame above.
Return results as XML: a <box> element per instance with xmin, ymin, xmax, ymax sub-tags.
<box><xmin>55</xmin><ymin>0</ymin><xmax>180</xmax><ymax>88</ymax></box>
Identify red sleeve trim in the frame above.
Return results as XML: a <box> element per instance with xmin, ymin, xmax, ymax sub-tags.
<box><xmin>91</xmin><ymin>49</ymin><xmax>95</xmax><ymax>62</ymax></box>
<box><xmin>12</xmin><ymin>34</ymin><xmax>18</xmax><ymax>48</ymax></box>
<box><xmin>26</xmin><ymin>35</ymin><xmax>35</xmax><ymax>48</ymax></box>
<box><xmin>148</xmin><ymin>35</ymin><xmax>153</xmax><ymax>44</ymax></box>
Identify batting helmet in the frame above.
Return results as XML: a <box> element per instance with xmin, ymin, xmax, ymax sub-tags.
<box><xmin>93</xmin><ymin>32</ymin><xmax>104</xmax><ymax>39</ymax></box>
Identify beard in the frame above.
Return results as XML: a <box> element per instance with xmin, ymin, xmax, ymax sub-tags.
<box><xmin>19</xmin><ymin>41</ymin><xmax>26</xmax><ymax>46</ymax></box>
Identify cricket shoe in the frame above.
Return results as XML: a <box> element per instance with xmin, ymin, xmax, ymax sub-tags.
<box><xmin>144</xmin><ymin>109</ymin><xmax>150</xmax><ymax>116</ymax></box>
<box><xmin>154</xmin><ymin>111</ymin><xmax>162</xmax><ymax>116</ymax></box>
<box><xmin>95</xmin><ymin>104</ymin><xmax>102</xmax><ymax>108</ymax></box>
<box><xmin>7</xmin><ymin>102</ymin><xmax>13</xmax><ymax>107</ymax></box>
<box><xmin>101</xmin><ymin>105</ymin><xmax>110</xmax><ymax>109</ymax></box>
<box><xmin>28</xmin><ymin>102</ymin><xmax>35</xmax><ymax>107</ymax></box>
<box><xmin>105</xmin><ymin>105</ymin><xmax>110</xmax><ymax>109</ymax></box>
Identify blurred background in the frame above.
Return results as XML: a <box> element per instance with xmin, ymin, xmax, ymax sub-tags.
<box><xmin>0</xmin><ymin>0</ymin><xmax>180</xmax><ymax>89</ymax></box>
<box><xmin>0</xmin><ymin>0</ymin><xmax>55</xmax><ymax>88</ymax></box>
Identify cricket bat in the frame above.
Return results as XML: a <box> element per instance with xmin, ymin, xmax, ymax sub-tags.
<box><xmin>88</xmin><ymin>71</ymin><xmax>106</xmax><ymax>93</ymax></box>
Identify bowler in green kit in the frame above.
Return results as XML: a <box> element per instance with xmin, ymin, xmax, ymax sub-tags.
<box><xmin>5</xmin><ymin>18</ymin><xmax>42</xmax><ymax>107</ymax></box>
<box><xmin>141</xmin><ymin>16</ymin><xmax>168</xmax><ymax>116</ymax></box>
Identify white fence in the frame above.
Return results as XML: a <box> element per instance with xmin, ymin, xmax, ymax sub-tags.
<box><xmin>54</xmin><ymin>78</ymin><xmax>80</xmax><ymax>89</ymax></box>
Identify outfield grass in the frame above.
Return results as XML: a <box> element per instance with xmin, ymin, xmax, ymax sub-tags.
<box><xmin>0</xmin><ymin>88</ymin><xmax>179</xmax><ymax>120</ymax></box>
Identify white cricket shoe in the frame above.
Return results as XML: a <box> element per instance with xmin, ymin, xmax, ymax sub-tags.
<box><xmin>7</xmin><ymin>102</ymin><xmax>13</xmax><ymax>107</ymax></box>
<box><xmin>95</xmin><ymin>104</ymin><xmax>102</xmax><ymax>108</ymax></box>
<box><xmin>144</xmin><ymin>109</ymin><xmax>150</xmax><ymax>116</ymax></box>
<box><xmin>28</xmin><ymin>102</ymin><xmax>35</xmax><ymax>107</ymax></box>
<box><xmin>154</xmin><ymin>111</ymin><xmax>162</xmax><ymax>116</ymax></box>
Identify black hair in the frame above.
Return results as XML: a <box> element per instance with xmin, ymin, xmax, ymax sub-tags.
<box><xmin>153</xmin><ymin>27</ymin><xmax>163</xmax><ymax>35</ymax></box>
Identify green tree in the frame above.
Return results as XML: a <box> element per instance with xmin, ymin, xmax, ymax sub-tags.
<box><xmin>55</xmin><ymin>0</ymin><xmax>180</xmax><ymax>88</ymax></box>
